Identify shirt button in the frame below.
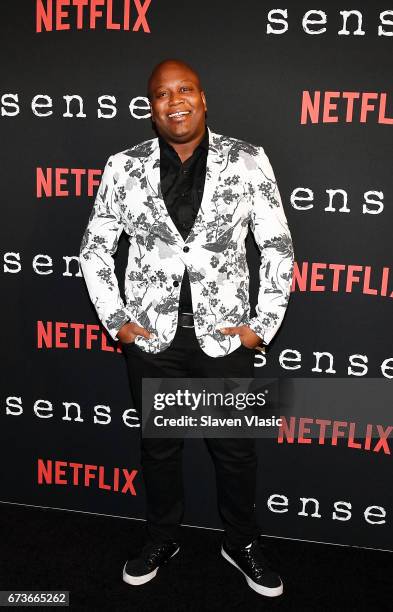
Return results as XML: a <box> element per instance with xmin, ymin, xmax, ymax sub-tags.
<box><xmin>173</xmin><ymin>280</ymin><xmax>179</xmax><ymax>287</ymax></box>
<box><xmin>183</xmin><ymin>246</ymin><xmax>190</xmax><ymax>253</ymax></box>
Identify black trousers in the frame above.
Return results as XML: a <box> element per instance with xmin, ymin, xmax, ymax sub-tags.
<box><xmin>123</xmin><ymin>323</ymin><xmax>260</xmax><ymax>548</ymax></box>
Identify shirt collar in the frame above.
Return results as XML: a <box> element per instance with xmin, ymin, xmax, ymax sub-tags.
<box><xmin>158</xmin><ymin>125</ymin><xmax>209</xmax><ymax>158</ymax></box>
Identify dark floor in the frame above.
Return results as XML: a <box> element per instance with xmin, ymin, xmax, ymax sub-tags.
<box><xmin>0</xmin><ymin>503</ymin><xmax>392</xmax><ymax>611</ymax></box>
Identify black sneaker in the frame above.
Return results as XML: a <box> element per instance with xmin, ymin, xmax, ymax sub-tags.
<box><xmin>221</xmin><ymin>537</ymin><xmax>283</xmax><ymax>597</ymax></box>
<box><xmin>122</xmin><ymin>540</ymin><xmax>180</xmax><ymax>586</ymax></box>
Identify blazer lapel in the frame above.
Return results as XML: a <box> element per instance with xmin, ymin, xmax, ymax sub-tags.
<box><xmin>144</xmin><ymin>138</ymin><xmax>182</xmax><ymax>244</ymax></box>
<box><xmin>185</xmin><ymin>127</ymin><xmax>224</xmax><ymax>245</ymax></box>
<box><xmin>143</xmin><ymin>127</ymin><xmax>225</xmax><ymax>246</ymax></box>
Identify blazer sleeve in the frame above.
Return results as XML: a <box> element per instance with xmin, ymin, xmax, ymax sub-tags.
<box><xmin>79</xmin><ymin>154</ymin><xmax>135</xmax><ymax>342</ymax></box>
<box><xmin>248</xmin><ymin>147</ymin><xmax>294</xmax><ymax>346</ymax></box>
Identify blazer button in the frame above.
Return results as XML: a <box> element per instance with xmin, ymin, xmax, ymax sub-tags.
<box><xmin>173</xmin><ymin>280</ymin><xmax>179</xmax><ymax>287</ymax></box>
<box><xmin>183</xmin><ymin>246</ymin><xmax>190</xmax><ymax>253</ymax></box>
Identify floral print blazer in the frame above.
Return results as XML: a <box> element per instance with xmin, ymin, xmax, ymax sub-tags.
<box><xmin>79</xmin><ymin>127</ymin><xmax>294</xmax><ymax>357</ymax></box>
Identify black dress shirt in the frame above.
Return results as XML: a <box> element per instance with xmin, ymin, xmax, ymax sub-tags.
<box><xmin>158</xmin><ymin>126</ymin><xmax>209</xmax><ymax>312</ymax></box>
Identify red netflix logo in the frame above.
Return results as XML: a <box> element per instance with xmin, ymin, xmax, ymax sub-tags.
<box><xmin>292</xmin><ymin>262</ymin><xmax>393</xmax><ymax>298</ymax></box>
<box><xmin>301</xmin><ymin>90</ymin><xmax>393</xmax><ymax>125</ymax></box>
<box><xmin>278</xmin><ymin>417</ymin><xmax>392</xmax><ymax>455</ymax></box>
<box><xmin>36</xmin><ymin>0</ymin><xmax>152</xmax><ymax>33</ymax></box>
<box><xmin>38</xmin><ymin>459</ymin><xmax>139</xmax><ymax>494</ymax></box>
<box><xmin>36</xmin><ymin>167</ymin><xmax>102</xmax><ymax>198</ymax></box>
<box><xmin>37</xmin><ymin>321</ymin><xmax>124</xmax><ymax>352</ymax></box>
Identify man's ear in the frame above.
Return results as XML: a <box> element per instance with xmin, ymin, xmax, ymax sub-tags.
<box><xmin>201</xmin><ymin>90</ymin><xmax>208</xmax><ymax>112</ymax></box>
<box><xmin>149</xmin><ymin>101</ymin><xmax>155</xmax><ymax>122</ymax></box>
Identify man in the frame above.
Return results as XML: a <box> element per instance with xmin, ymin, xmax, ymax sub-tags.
<box><xmin>79</xmin><ymin>59</ymin><xmax>294</xmax><ymax>597</ymax></box>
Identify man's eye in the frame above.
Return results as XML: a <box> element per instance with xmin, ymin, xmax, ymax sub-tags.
<box><xmin>180</xmin><ymin>86</ymin><xmax>191</xmax><ymax>92</ymax></box>
<box><xmin>157</xmin><ymin>92</ymin><xmax>166</xmax><ymax>98</ymax></box>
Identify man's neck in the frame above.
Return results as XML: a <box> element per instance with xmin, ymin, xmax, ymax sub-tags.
<box><xmin>162</xmin><ymin>127</ymin><xmax>207</xmax><ymax>164</ymax></box>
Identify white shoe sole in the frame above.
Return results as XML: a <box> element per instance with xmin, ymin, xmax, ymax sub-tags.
<box><xmin>122</xmin><ymin>546</ymin><xmax>180</xmax><ymax>586</ymax></box>
<box><xmin>221</xmin><ymin>546</ymin><xmax>283</xmax><ymax>597</ymax></box>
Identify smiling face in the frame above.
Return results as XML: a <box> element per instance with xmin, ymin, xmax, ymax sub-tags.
<box><xmin>148</xmin><ymin>61</ymin><xmax>207</xmax><ymax>145</ymax></box>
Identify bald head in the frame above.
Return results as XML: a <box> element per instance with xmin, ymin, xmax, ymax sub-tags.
<box><xmin>147</xmin><ymin>59</ymin><xmax>202</xmax><ymax>100</ymax></box>
<box><xmin>147</xmin><ymin>58</ymin><xmax>207</xmax><ymax>146</ymax></box>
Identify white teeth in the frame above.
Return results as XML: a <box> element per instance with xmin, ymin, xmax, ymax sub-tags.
<box><xmin>168</xmin><ymin>111</ymin><xmax>190</xmax><ymax>117</ymax></box>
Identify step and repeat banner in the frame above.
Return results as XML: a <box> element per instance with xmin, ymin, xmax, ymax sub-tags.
<box><xmin>1</xmin><ymin>1</ymin><xmax>392</xmax><ymax>551</ymax></box>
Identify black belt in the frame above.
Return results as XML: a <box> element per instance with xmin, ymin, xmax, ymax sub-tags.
<box><xmin>178</xmin><ymin>311</ymin><xmax>194</xmax><ymax>328</ymax></box>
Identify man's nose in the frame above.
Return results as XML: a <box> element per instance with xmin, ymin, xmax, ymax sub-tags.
<box><xmin>168</xmin><ymin>91</ymin><xmax>184</xmax><ymax>105</ymax></box>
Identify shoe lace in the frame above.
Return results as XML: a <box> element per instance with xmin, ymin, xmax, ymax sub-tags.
<box><xmin>142</xmin><ymin>542</ymin><xmax>172</xmax><ymax>568</ymax></box>
<box><xmin>243</xmin><ymin>540</ymin><xmax>273</xmax><ymax>578</ymax></box>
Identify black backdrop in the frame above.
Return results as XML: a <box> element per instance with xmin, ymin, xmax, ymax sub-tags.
<box><xmin>1</xmin><ymin>1</ymin><xmax>392</xmax><ymax>551</ymax></box>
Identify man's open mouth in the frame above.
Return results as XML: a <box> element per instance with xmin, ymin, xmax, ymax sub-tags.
<box><xmin>167</xmin><ymin>111</ymin><xmax>191</xmax><ymax>119</ymax></box>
